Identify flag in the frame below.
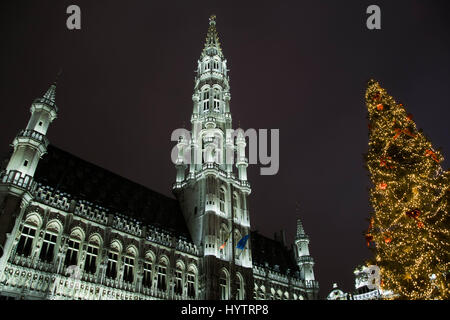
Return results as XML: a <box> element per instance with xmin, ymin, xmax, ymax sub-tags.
<box><xmin>219</xmin><ymin>231</ymin><xmax>232</xmax><ymax>250</ymax></box>
<box><xmin>236</xmin><ymin>235</ymin><xmax>249</xmax><ymax>250</ymax></box>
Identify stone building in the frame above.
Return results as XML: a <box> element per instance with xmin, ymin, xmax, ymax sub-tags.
<box><xmin>0</xmin><ymin>15</ymin><xmax>319</xmax><ymax>300</ymax></box>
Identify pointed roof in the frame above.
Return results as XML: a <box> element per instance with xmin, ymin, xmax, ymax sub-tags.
<box><xmin>43</xmin><ymin>83</ymin><xmax>57</xmax><ymax>104</ymax></box>
<box><xmin>33</xmin><ymin>145</ymin><xmax>192</xmax><ymax>241</ymax></box>
<box><xmin>296</xmin><ymin>219</ymin><xmax>306</xmax><ymax>238</ymax></box>
<box><xmin>295</xmin><ymin>203</ymin><xmax>309</xmax><ymax>240</ymax></box>
<box><xmin>201</xmin><ymin>15</ymin><xmax>224</xmax><ymax>58</ymax></box>
<box><xmin>36</xmin><ymin>73</ymin><xmax>60</xmax><ymax>111</ymax></box>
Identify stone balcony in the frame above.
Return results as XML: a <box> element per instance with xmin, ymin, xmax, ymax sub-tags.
<box><xmin>0</xmin><ymin>170</ymin><xmax>37</xmax><ymax>192</ymax></box>
<box><xmin>16</xmin><ymin>129</ymin><xmax>49</xmax><ymax>148</ymax></box>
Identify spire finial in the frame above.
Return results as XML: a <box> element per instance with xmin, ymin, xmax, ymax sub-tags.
<box><xmin>295</xmin><ymin>203</ymin><xmax>306</xmax><ymax>239</ymax></box>
<box><xmin>54</xmin><ymin>69</ymin><xmax>63</xmax><ymax>85</ymax></box>
<box><xmin>209</xmin><ymin>14</ymin><xmax>216</xmax><ymax>25</ymax></box>
<box><xmin>202</xmin><ymin>14</ymin><xmax>223</xmax><ymax>58</ymax></box>
<box><xmin>41</xmin><ymin>72</ymin><xmax>60</xmax><ymax>107</ymax></box>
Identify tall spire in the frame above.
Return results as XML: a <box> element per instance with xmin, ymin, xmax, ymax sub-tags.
<box><xmin>43</xmin><ymin>83</ymin><xmax>56</xmax><ymax>104</ymax></box>
<box><xmin>40</xmin><ymin>71</ymin><xmax>61</xmax><ymax>110</ymax></box>
<box><xmin>295</xmin><ymin>202</ymin><xmax>307</xmax><ymax>239</ymax></box>
<box><xmin>202</xmin><ymin>14</ymin><xmax>223</xmax><ymax>58</ymax></box>
<box><xmin>296</xmin><ymin>219</ymin><xmax>306</xmax><ymax>238</ymax></box>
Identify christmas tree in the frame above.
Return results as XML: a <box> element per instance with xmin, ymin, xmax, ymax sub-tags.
<box><xmin>364</xmin><ymin>79</ymin><xmax>450</xmax><ymax>299</ymax></box>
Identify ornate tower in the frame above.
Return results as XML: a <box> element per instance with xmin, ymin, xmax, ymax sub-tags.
<box><xmin>173</xmin><ymin>15</ymin><xmax>253</xmax><ymax>300</ymax></box>
<box><xmin>294</xmin><ymin>218</ymin><xmax>318</xmax><ymax>298</ymax></box>
<box><xmin>0</xmin><ymin>81</ymin><xmax>58</xmax><ymax>269</ymax></box>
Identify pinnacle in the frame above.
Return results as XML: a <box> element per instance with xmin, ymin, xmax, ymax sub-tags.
<box><xmin>43</xmin><ymin>83</ymin><xmax>57</xmax><ymax>103</ymax></box>
<box><xmin>202</xmin><ymin>14</ymin><xmax>223</xmax><ymax>58</ymax></box>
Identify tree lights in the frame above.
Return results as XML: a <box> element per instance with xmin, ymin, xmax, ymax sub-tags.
<box><xmin>364</xmin><ymin>80</ymin><xmax>450</xmax><ymax>300</ymax></box>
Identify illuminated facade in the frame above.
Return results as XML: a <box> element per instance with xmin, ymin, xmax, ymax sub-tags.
<box><xmin>0</xmin><ymin>15</ymin><xmax>318</xmax><ymax>300</ymax></box>
<box><xmin>326</xmin><ymin>266</ymin><xmax>394</xmax><ymax>300</ymax></box>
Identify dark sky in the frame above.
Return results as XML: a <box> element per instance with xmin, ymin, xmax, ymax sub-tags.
<box><xmin>1</xmin><ymin>0</ymin><xmax>449</xmax><ymax>297</ymax></box>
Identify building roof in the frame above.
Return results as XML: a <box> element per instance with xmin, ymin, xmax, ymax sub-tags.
<box><xmin>33</xmin><ymin>145</ymin><xmax>192</xmax><ymax>241</ymax></box>
<box><xmin>250</xmin><ymin>230</ymin><xmax>299</xmax><ymax>275</ymax></box>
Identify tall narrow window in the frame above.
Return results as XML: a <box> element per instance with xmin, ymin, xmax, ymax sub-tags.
<box><xmin>157</xmin><ymin>262</ymin><xmax>167</xmax><ymax>291</ymax></box>
<box><xmin>235</xmin><ymin>274</ymin><xmax>244</xmax><ymax>300</ymax></box>
<box><xmin>219</xmin><ymin>189</ymin><xmax>225</xmax><ymax>213</ymax></box>
<box><xmin>84</xmin><ymin>243</ymin><xmax>98</xmax><ymax>274</ymax></box>
<box><xmin>259</xmin><ymin>288</ymin><xmax>265</xmax><ymax>299</ymax></box>
<box><xmin>187</xmin><ymin>273</ymin><xmax>196</xmax><ymax>298</ymax></box>
<box><xmin>16</xmin><ymin>226</ymin><xmax>36</xmax><ymax>257</ymax></box>
<box><xmin>142</xmin><ymin>261</ymin><xmax>153</xmax><ymax>288</ymax></box>
<box><xmin>219</xmin><ymin>270</ymin><xmax>229</xmax><ymax>300</ymax></box>
<box><xmin>123</xmin><ymin>254</ymin><xmax>135</xmax><ymax>283</ymax></box>
<box><xmin>213</xmin><ymin>89</ymin><xmax>220</xmax><ymax>111</ymax></box>
<box><xmin>213</xmin><ymin>60</ymin><xmax>220</xmax><ymax>71</ymax></box>
<box><xmin>106</xmin><ymin>250</ymin><xmax>118</xmax><ymax>279</ymax></box>
<box><xmin>174</xmin><ymin>266</ymin><xmax>183</xmax><ymax>295</ymax></box>
<box><xmin>202</xmin><ymin>90</ymin><xmax>210</xmax><ymax>111</ymax></box>
<box><xmin>39</xmin><ymin>232</ymin><xmax>57</xmax><ymax>263</ymax></box>
<box><xmin>64</xmin><ymin>239</ymin><xmax>80</xmax><ymax>267</ymax></box>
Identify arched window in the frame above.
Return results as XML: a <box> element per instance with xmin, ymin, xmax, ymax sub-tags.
<box><xmin>277</xmin><ymin>290</ymin><xmax>283</xmax><ymax>300</ymax></box>
<box><xmin>123</xmin><ymin>247</ymin><xmax>136</xmax><ymax>283</ymax></box>
<box><xmin>16</xmin><ymin>224</ymin><xmax>37</xmax><ymax>257</ymax></box>
<box><xmin>219</xmin><ymin>269</ymin><xmax>229</xmax><ymax>300</ymax></box>
<box><xmin>259</xmin><ymin>286</ymin><xmax>266</xmax><ymax>299</ymax></box>
<box><xmin>64</xmin><ymin>232</ymin><xmax>82</xmax><ymax>267</ymax></box>
<box><xmin>187</xmin><ymin>266</ymin><xmax>197</xmax><ymax>298</ymax></box>
<box><xmin>157</xmin><ymin>258</ymin><xmax>168</xmax><ymax>291</ymax></box>
<box><xmin>219</xmin><ymin>188</ymin><xmax>225</xmax><ymax>213</ymax></box>
<box><xmin>235</xmin><ymin>273</ymin><xmax>244</xmax><ymax>300</ymax></box>
<box><xmin>202</xmin><ymin>88</ymin><xmax>210</xmax><ymax>111</ymax></box>
<box><xmin>212</xmin><ymin>60</ymin><xmax>220</xmax><ymax>71</ymax></box>
<box><xmin>142</xmin><ymin>252</ymin><xmax>154</xmax><ymax>288</ymax></box>
<box><xmin>106</xmin><ymin>241</ymin><xmax>121</xmax><ymax>279</ymax></box>
<box><xmin>204</xmin><ymin>60</ymin><xmax>211</xmax><ymax>72</ymax></box>
<box><xmin>270</xmin><ymin>288</ymin><xmax>276</xmax><ymax>300</ymax></box>
<box><xmin>39</xmin><ymin>222</ymin><xmax>61</xmax><ymax>263</ymax></box>
<box><xmin>174</xmin><ymin>263</ymin><xmax>184</xmax><ymax>295</ymax></box>
<box><xmin>84</xmin><ymin>236</ymin><xmax>101</xmax><ymax>274</ymax></box>
<box><xmin>213</xmin><ymin>89</ymin><xmax>221</xmax><ymax>111</ymax></box>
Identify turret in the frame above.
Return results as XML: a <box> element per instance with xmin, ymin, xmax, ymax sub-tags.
<box><xmin>295</xmin><ymin>218</ymin><xmax>315</xmax><ymax>281</ymax></box>
<box><xmin>0</xmin><ymin>78</ymin><xmax>58</xmax><ymax>271</ymax></box>
<box><xmin>5</xmin><ymin>81</ymin><xmax>58</xmax><ymax>180</ymax></box>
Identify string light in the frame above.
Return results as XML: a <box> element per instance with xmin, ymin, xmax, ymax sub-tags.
<box><xmin>364</xmin><ymin>80</ymin><xmax>450</xmax><ymax>300</ymax></box>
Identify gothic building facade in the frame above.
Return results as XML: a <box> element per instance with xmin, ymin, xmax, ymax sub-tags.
<box><xmin>0</xmin><ymin>16</ymin><xmax>319</xmax><ymax>300</ymax></box>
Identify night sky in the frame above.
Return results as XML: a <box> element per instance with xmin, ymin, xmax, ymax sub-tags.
<box><xmin>1</xmin><ymin>0</ymin><xmax>449</xmax><ymax>297</ymax></box>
